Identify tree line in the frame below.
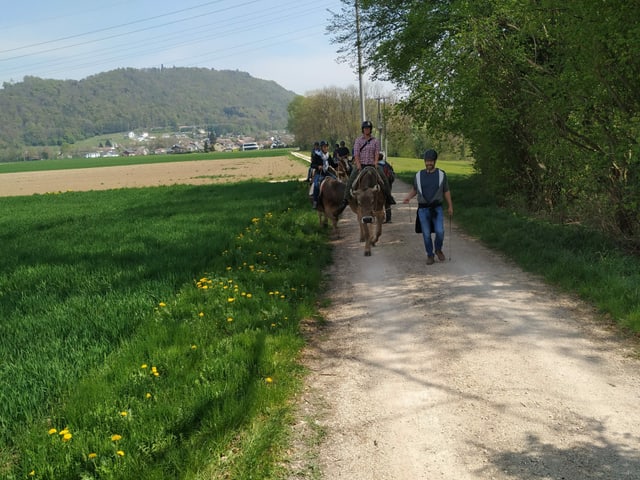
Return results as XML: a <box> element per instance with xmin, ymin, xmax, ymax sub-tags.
<box><xmin>0</xmin><ymin>67</ymin><xmax>295</xmax><ymax>162</ymax></box>
<box><xmin>326</xmin><ymin>0</ymin><xmax>639</xmax><ymax>247</ymax></box>
<box><xmin>286</xmin><ymin>85</ymin><xmax>455</xmax><ymax>158</ymax></box>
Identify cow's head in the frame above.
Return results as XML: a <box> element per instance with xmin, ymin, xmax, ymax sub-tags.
<box><xmin>353</xmin><ymin>185</ymin><xmax>380</xmax><ymax>223</ymax></box>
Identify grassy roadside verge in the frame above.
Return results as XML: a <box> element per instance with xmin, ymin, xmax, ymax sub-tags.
<box><xmin>0</xmin><ymin>179</ymin><xmax>326</xmax><ymax>479</ymax></box>
<box><xmin>396</xmin><ymin>159</ymin><xmax>640</xmax><ymax>335</ymax></box>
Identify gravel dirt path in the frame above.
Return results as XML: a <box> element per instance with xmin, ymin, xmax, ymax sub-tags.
<box><xmin>288</xmin><ymin>179</ymin><xmax>640</xmax><ymax>479</ymax></box>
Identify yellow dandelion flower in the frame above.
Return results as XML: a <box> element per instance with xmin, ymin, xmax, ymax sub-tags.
<box><xmin>198</xmin><ymin>312</ymin><xmax>204</xmax><ymax>317</ymax></box>
<box><xmin>145</xmin><ymin>393</ymin><xmax>152</xmax><ymax>399</ymax></box>
<box><xmin>59</xmin><ymin>429</ymin><xmax>69</xmax><ymax>436</ymax></box>
<box><xmin>227</xmin><ymin>317</ymin><xmax>233</xmax><ymax>322</ymax></box>
<box><xmin>246</xmin><ymin>293</ymin><xmax>253</xmax><ymax>298</ymax></box>
<box><xmin>159</xmin><ymin>302</ymin><xmax>166</xmax><ymax>307</ymax></box>
<box><xmin>111</xmin><ymin>434</ymin><xmax>122</xmax><ymax>442</ymax></box>
<box><xmin>271</xmin><ymin>323</ymin><xmax>276</xmax><ymax>327</ymax></box>
<box><xmin>120</xmin><ymin>411</ymin><xmax>128</xmax><ymax>417</ymax></box>
<box><xmin>151</xmin><ymin>366</ymin><xmax>157</xmax><ymax>372</ymax></box>
<box><xmin>153</xmin><ymin>371</ymin><xmax>160</xmax><ymax>377</ymax></box>
<box><xmin>88</xmin><ymin>453</ymin><xmax>97</xmax><ymax>459</ymax></box>
<box><xmin>29</xmin><ymin>470</ymin><xmax>35</xmax><ymax>476</ymax></box>
<box><xmin>48</xmin><ymin>428</ymin><xmax>57</xmax><ymax>435</ymax></box>
<box><xmin>202</xmin><ymin>285</ymin><xmax>209</xmax><ymax>289</ymax></box>
<box><xmin>226</xmin><ymin>266</ymin><xmax>232</xmax><ymax>271</ymax></box>
<box><xmin>227</xmin><ymin>297</ymin><xmax>235</xmax><ymax>303</ymax></box>
<box><xmin>265</xmin><ymin>377</ymin><xmax>273</xmax><ymax>383</ymax></box>
<box><xmin>280</xmin><ymin>295</ymin><xmax>285</xmax><ymax>299</ymax></box>
<box><xmin>116</xmin><ymin>450</ymin><xmax>125</xmax><ymax>457</ymax></box>
<box><xmin>141</xmin><ymin>364</ymin><xmax>148</xmax><ymax>369</ymax></box>
<box><xmin>62</xmin><ymin>433</ymin><xmax>72</xmax><ymax>442</ymax></box>
<box><xmin>191</xmin><ymin>344</ymin><xmax>197</xmax><ymax>350</ymax></box>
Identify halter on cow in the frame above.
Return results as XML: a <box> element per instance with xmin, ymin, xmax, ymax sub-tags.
<box><xmin>349</xmin><ymin>166</ymin><xmax>386</xmax><ymax>256</ymax></box>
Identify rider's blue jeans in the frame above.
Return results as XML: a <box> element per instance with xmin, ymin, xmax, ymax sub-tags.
<box><xmin>418</xmin><ymin>205</ymin><xmax>445</xmax><ymax>257</ymax></box>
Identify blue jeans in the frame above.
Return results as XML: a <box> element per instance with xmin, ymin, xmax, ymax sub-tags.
<box><xmin>312</xmin><ymin>173</ymin><xmax>325</xmax><ymax>202</ymax></box>
<box><xmin>418</xmin><ymin>205</ymin><xmax>444</xmax><ymax>257</ymax></box>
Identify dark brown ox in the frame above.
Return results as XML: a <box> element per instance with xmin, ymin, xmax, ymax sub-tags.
<box><xmin>349</xmin><ymin>166</ymin><xmax>386</xmax><ymax>256</ymax></box>
<box><xmin>335</xmin><ymin>157</ymin><xmax>350</xmax><ymax>182</ymax></box>
<box><xmin>317</xmin><ymin>176</ymin><xmax>347</xmax><ymax>235</ymax></box>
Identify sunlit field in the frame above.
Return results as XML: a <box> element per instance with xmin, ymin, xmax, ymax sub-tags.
<box><xmin>0</xmin><ymin>178</ymin><xmax>326</xmax><ymax>479</ymax></box>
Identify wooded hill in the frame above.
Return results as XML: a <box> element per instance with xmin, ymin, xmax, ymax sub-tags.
<box><xmin>0</xmin><ymin>67</ymin><xmax>297</xmax><ymax>160</ymax></box>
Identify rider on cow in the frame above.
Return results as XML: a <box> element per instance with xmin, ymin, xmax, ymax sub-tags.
<box><xmin>310</xmin><ymin>140</ymin><xmax>337</xmax><ymax>209</ymax></box>
<box><xmin>337</xmin><ymin>140</ymin><xmax>351</xmax><ymax>174</ymax></box>
<box><xmin>307</xmin><ymin>141</ymin><xmax>321</xmax><ymax>183</ymax></box>
<box><xmin>336</xmin><ymin>120</ymin><xmax>395</xmax><ymax>214</ymax></box>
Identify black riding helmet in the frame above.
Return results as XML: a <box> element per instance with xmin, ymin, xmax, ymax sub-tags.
<box><xmin>320</xmin><ymin>140</ymin><xmax>329</xmax><ymax>147</ymax></box>
<box><xmin>361</xmin><ymin>120</ymin><xmax>373</xmax><ymax>131</ymax></box>
<box><xmin>423</xmin><ymin>149</ymin><xmax>438</xmax><ymax>161</ymax></box>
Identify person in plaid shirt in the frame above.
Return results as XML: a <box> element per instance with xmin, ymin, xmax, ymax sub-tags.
<box><xmin>337</xmin><ymin>120</ymin><xmax>395</xmax><ymax>214</ymax></box>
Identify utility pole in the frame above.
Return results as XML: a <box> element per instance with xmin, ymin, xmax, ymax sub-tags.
<box><xmin>355</xmin><ymin>0</ymin><xmax>366</xmax><ymax>123</ymax></box>
<box><xmin>376</xmin><ymin>96</ymin><xmax>388</xmax><ymax>155</ymax></box>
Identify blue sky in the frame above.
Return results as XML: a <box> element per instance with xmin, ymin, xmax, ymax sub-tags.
<box><xmin>0</xmin><ymin>0</ymin><xmax>383</xmax><ymax>95</ymax></box>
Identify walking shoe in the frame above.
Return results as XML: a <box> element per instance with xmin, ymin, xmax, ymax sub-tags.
<box><xmin>427</xmin><ymin>256</ymin><xmax>435</xmax><ymax>265</ymax></box>
<box><xmin>436</xmin><ymin>250</ymin><xmax>446</xmax><ymax>261</ymax></box>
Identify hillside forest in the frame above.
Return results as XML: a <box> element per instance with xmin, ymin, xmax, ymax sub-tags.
<box><xmin>0</xmin><ymin>67</ymin><xmax>296</xmax><ymax>161</ymax></box>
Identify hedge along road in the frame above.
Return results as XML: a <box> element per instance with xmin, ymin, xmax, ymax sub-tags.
<box><xmin>287</xmin><ymin>178</ymin><xmax>640</xmax><ymax>479</ymax></box>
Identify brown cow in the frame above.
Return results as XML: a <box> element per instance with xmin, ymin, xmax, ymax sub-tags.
<box><xmin>350</xmin><ymin>166</ymin><xmax>386</xmax><ymax>256</ymax></box>
<box><xmin>316</xmin><ymin>176</ymin><xmax>347</xmax><ymax>235</ymax></box>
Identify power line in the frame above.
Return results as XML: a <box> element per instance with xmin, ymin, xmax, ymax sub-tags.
<box><xmin>0</xmin><ymin>0</ymin><xmax>230</xmax><ymax>54</ymax></box>
<box><xmin>0</xmin><ymin>0</ymin><xmax>332</xmax><ymax>83</ymax></box>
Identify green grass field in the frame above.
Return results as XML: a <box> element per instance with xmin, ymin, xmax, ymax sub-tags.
<box><xmin>0</xmin><ymin>175</ymin><xmax>326</xmax><ymax>479</ymax></box>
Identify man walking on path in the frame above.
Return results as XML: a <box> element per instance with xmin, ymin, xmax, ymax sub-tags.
<box><xmin>403</xmin><ymin>149</ymin><xmax>453</xmax><ymax>264</ymax></box>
